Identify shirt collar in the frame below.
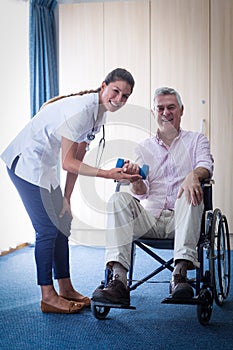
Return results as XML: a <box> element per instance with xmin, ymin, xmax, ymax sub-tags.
<box><xmin>93</xmin><ymin>93</ymin><xmax>99</xmax><ymax>122</ymax></box>
<box><xmin>155</xmin><ymin>128</ymin><xmax>183</xmax><ymax>146</ymax></box>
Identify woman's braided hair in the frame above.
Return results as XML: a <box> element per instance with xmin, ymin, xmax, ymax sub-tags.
<box><xmin>42</xmin><ymin>68</ymin><xmax>135</xmax><ymax>109</ymax></box>
<box><xmin>41</xmin><ymin>89</ymin><xmax>100</xmax><ymax>108</ymax></box>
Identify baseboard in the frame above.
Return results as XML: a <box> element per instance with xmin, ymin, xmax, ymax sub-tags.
<box><xmin>230</xmin><ymin>233</ymin><xmax>233</xmax><ymax>250</ymax></box>
<box><xmin>0</xmin><ymin>243</ymin><xmax>30</xmax><ymax>257</ymax></box>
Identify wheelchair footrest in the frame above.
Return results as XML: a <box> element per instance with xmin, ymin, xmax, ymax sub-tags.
<box><xmin>91</xmin><ymin>300</ymin><xmax>136</xmax><ymax>310</ymax></box>
<box><xmin>161</xmin><ymin>296</ymin><xmax>206</xmax><ymax>306</ymax></box>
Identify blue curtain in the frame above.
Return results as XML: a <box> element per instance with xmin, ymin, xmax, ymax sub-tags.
<box><xmin>29</xmin><ymin>0</ymin><xmax>59</xmax><ymax>117</ymax></box>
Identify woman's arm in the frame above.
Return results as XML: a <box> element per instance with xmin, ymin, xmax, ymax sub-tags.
<box><xmin>59</xmin><ymin>141</ymin><xmax>87</xmax><ymax>218</ymax></box>
<box><xmin>63</xmin><ymin>141</ymin><xmax>87</xmax><ymax>203</ymax></box>
<box><xmin>61</xmin><ymin>137</ymin><xmax>142</xmax><ymax>181</ymax></box>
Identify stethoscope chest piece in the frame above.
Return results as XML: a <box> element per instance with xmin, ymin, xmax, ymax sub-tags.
<box><xmin>87</xmin><ymin>132</ymin><xmax>95</xmax><ymax>141</ymax></box>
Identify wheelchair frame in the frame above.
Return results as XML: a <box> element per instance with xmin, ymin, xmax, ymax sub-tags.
<box><xmin>91</xmin><ymin>180</ymin><xmax>231</xmax><ymax>325</ymax></box>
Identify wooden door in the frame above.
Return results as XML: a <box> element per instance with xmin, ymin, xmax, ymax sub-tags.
<box><xmin>210</xmin><ymin>0</ymin><xmax>233</xmax><ymax>231</ymax></box>
<box><xmin>151</xmin><ymin>0</ymin><xmax>210</xmax><ymax>136</ymax></box>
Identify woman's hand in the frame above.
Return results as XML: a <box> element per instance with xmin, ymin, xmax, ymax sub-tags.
<box><xmin>107</xmin><ymin>167</ymin><xmax>142</xmax><ymax>182</ymax></box>
<box><xmin>59</xmin><ymin>197</ymin><xmax>73</xmax><ymax>219</ymax></box>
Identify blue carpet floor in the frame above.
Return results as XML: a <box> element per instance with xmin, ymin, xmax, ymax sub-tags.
<box><xmin>0</xmin><ymin>245</ymin><xmax>233</xmax><ymax>350</ymax></box>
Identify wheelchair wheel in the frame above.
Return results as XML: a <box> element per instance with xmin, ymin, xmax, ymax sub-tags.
<box><xmin>197</xmin><ymin>288</ymin><xmax>213</xmax><ymax>325</ymax></box>
<box><xmin>91</xmin><ymin>303</ymin><xmax>110</xmax><ymax>320</ymax></box>
<box><xmin>91</xmin><ymin>283</ymin><xmax>111</xmax><ymax>320</ymax></box>
<box><xmin>210</xmin><ymin>209</ymin><xmax>231</xmax><ymax>306</ymax></box>
<box><xmin>217</xmin><ymin>215</ymin><xmax>231</xmax><ymax>300</ymax></box>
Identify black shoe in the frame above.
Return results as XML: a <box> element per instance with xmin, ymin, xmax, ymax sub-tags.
<box><xmin>170</xmin><ymin>274</ymin><xmax>194</xmax><ymax>299</ymax></box>
<box><xmin>92</xmin><ymin>279</ymin><xmax>130</xmax><ymax>305</ymax></box>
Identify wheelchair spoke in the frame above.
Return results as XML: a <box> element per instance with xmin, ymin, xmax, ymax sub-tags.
<box><xmin>210</xmin><ymin>209</ymin><xmax>231</xmax><ymax>306</ymax></box>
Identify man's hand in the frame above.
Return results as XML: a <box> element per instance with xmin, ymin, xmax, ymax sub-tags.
<box><xmin>122</xmin><ymin>160</ymin><xmax>140</xmax><ymax>182</ymax></box>
<box><xmin>177</xmin><ymin>171</ymin><xmax>203</xmax><ymax>206</ymax></box>
<box><xmin>119</xmin><ymin>160</ymin><xmax>147</xmax><ymax>195</ymax></box>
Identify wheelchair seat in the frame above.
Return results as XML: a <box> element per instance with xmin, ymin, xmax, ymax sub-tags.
<box><xmin>136</xmin><ymin>238</ymin><xmax>174</xmax><ymax>250</ymax></box>
<box><xmin>128</xmin><ymin>238</ymin><xmax>174</xmax><ymax>291</ymax></box>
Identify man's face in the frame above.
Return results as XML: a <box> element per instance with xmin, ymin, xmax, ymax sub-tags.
<box><xmin>154</xmin><ymin>94</ymin><xmax>183</xmax><ymax>133</ymax></box>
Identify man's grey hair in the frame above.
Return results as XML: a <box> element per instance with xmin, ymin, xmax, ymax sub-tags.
<box><xmin>153</xmin><ymin>87</ymin><xmax>183</xmax><ymax>109</ymax></box>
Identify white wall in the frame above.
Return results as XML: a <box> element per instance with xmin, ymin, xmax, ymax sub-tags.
<box><xmin>1</xmin><ymin>0</ymin><xmax>232</xmax><ymax>252</ymax></box>
<box><xmin>0</xmin><ymin>0</ymin><xmax>33</xmax><ymax>253</ymax></box>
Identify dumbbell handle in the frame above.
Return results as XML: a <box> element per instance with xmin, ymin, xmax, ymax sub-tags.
<box><xmin>116</xmin><ymin>158</ymin><xmax>149</xmax><ymax>180</ymax></box>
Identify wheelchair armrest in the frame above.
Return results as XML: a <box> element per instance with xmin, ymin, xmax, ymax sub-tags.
<box><xmin>201</xmin><ymin>179</ymin><xmax>214</xmax><ymax>211</ymax></box>
<box><xmin>115</xmin><ymin>181</ymin><xmax>130</xmax><ymax>192</ymax></box>
<box><xmin>201</xmin><ymin>178</ymin><xmax>215</xmax><ymax>186</ymax></box>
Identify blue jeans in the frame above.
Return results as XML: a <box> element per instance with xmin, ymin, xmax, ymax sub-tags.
<box><xmin>7</xmin><ymin>157</ymin><xmax>71</xmax><ymax>285</ymax></box>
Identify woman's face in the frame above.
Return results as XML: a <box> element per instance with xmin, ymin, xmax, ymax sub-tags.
<box><xmin>99</xmin><ymin>80</ymin><xmax>132</xmax><ymax>112</ymax></box>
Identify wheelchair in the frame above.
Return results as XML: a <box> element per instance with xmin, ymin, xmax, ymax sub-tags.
<box><xmin>91</xmin><ymin>179</ymin><xmax>231</xmax><ymax>325</ymax></box>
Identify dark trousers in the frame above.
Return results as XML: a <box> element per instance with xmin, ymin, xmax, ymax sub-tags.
<box><xmin>7</xmin><ymin>158</ymin><xmax>71</xmax><ymax>285</ymax></box>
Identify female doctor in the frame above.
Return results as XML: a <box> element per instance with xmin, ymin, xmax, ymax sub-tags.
<box><xmin>1</xmin><ymin>68</ymin><xmax>141</xmax><ymax>314</ymax></box>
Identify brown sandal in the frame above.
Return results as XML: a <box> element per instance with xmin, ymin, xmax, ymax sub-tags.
<box><xmin>60</xmin><ymin>295</ymin><xmax>91</xmax><ymax>307</ymax></box>
<box><xmin>41</xmin><ymin>300</ymin><xmax>85</xmax><ymax>314</ymax></box>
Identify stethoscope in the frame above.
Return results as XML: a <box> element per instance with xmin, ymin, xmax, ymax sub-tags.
<box><xmin>86</xmin><ymin>125</ymin><xmax>105</xmax><ymax>167</ymax></box>
<box><xmin>87</xmin><ymin>128</ymin><xmax>96</xmax><ymax>141</ymax></box>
